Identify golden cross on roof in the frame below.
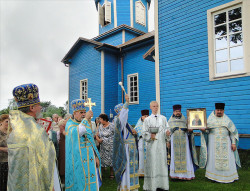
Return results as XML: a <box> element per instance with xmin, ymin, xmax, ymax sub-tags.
<box><xmin>84</xmin><ymin>98</ymin><xmax>96</xmax><ymax>111</ymax></box>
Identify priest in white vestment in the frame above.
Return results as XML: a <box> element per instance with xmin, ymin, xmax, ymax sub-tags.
<box><xmin>200</xmin><ymin>103</ymin><xmax>241</xmax><ymax>183</ymax></box>
<box><xmin>142</xmin><ymin>101</ymin><xmax>170</xmax><ymax>191</ymax></box>
<box><xmin>134</xmin><ymin>109</ymin><xmax>149</xmax><ymax>176</ymax></box>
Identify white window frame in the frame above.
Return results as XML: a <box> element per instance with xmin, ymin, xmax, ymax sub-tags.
<box><xmin>135</xmin><ymin>0</ymin><xmax>146</xmax><ymax>26</ymax></box>
<box><xmin>207</xmin><ymin>0</ymin><xmax>250</xmax><ymax>81</ymax></box>
<box><xmin>127</xmin><ymin>73</ymin><xmax>139</xmax><ymax>105</ymax></box>
<box><xmin>80</xmin><ymin>79</ymin><xmax>88</xmax><ymax>100</ymax></box>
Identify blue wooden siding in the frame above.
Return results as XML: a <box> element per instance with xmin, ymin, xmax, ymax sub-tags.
<box><xmin>123</xmin><ymin>42</ymin><xmax>156</xmax><ymax>125</ymax></box>
<box><xmin>125</xmin><ymin>31</ymin><xmax>139</xmax><ymax>42</ymax></box>
<box><xmin>158</xmin><ymin>0</ymin><xmax>250</xmax><ymax>149</ymax></box>
<box><xmin>104</xmin><ymin>51</ymin><xmax>118</xmax><ymax>118</ymax></box>
<box><xmin>69</xmin><ymin>43</ymin><xmax>102</xmax><ymax>120</ymax></box>
<box><xmin>98</xmin><ymin>0</ymin><xmax>149</xmax><ymax>34</ymax></box>
<box><xmin>99</xmin><ymin>0</ymin><xmax>115</xmax><ymax>34</ymax></box>
<box><xmin>116</xmin><ymin>0</ymin><xmax>131</xmax><ymax>27</ymax></box>
<box><xmin>98</xmin><ymin>31</ymin><xmax>123</xmax><ymax>46</ymax></box>
<box><xmin>132</xmin><ymin>0</ymin><xmax>148</xmax><ymax>33</ymax></box>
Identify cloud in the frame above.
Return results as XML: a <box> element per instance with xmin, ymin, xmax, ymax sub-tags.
<box><xmin>0</xmin><ymin>0</ymin><xmax>154</xmax><ymax>110</ymax></box>
<box><xmin>0</xmin><ymin>0</ymin><xmax>98</xmax><ymax>109</ymax></box>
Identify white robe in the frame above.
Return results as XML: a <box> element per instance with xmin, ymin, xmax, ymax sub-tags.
<box><xmin>205</xmin><ymin>130</ymin><xmax>238</xmax><ymax>183</ymax></box>
<box><xmin>142</xmin><ymin>114</ymin><xmax>170</xmax><ymax>191</ymax></box>
<box><xmin>138</xmin><ymin>138</ymin><xmax>146</xmax><ymax>175</ymax></box>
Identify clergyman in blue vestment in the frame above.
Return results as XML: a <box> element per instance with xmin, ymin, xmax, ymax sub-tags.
<box><xmin>112</xmin><ymin>94</ymin><xmax>140</xmax><ymax>191</ymax></box>
<box><xmin>65</xmin><ymin>99</ymin><xmax>102</xmax><ymax>190</ymax></box>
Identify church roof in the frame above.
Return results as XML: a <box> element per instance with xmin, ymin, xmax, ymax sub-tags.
<box><xmin>116</xmin><ymin>30</ymin><xmax>154</xmax><ymax>48</ymax></box>
<box><xmin>61</xmin><ymin>37</ymin><xmax>102</xmax><ymax>64</ymax></box>
<box><xmin>62</xmin><ymin>30</ymin><xmax>155</xmax><ymax>65</ymax></box>
<box><xmin>93</xmin><ymin>24</ymin><xmax>145</xmax><ymax>41</ymax></box>
<box><xmin>94</xmin><ymin>0</ymin><xmax>151</xmax><ymax>10</ymax></box>
<box><xmin>143</xmin><ymin>45</ymin><xmax>155</xmax><ymax>62</ymax></box>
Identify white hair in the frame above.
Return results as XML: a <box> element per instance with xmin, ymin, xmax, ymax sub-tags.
<box><xmin>150</xmin><ymin>101</ymin><xmax>158</xmax><ymax>107</ymax></box>
<box><xmin>64</xmin><ymin>113</ymin><xmax>72</xmax><ymax>119</ymax></box>
<box><xmin>52</xmin><ymin>113</ymin><xmax>58</xmax><ymax>118</ymax></box>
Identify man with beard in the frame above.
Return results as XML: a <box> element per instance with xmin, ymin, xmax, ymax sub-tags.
<box><xmin>200</xmin><ymin>103</ymin><xmax>241</xmax><ymax>183</ymax></box>
<box><xmin>65</xmin><ymin>99</ymin><xmax>101</xmax><ymax>190</ymax></box>
<box><xmin>168</xmin><ymin>105</ymin><xmax>198</xmax><ymax>180</ymax></box>
<box><xmin>8</xmin><ymin>83</ymin><xmax>60</xmax><ymax>191</ymax></box>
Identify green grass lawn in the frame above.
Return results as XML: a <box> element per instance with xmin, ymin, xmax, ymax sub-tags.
<box><xmin>100</xmin><ymin>168</ymin><xmax>250</xmax><ymax>191</ymax></box>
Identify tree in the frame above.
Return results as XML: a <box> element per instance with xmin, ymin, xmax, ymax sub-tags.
<box><xmin>40</xmin><ymin>101</ymin><xmax>51</xmax><ymax>112</ymax></box>
<box><xmin>0</xmin><ymin>100</ymin><xmax>67</xmax><ymax>118</ymax></box>
<box><xmin>42</xmin><ymin>104</ymin><xmax>67</xmax><ymax>118</ymax></box>
<box><xmin>0</xmin><ymin>99</ymin><xmax>17</xmax><ymax>115</ymax></box>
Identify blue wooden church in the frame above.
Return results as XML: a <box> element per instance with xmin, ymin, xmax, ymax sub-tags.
<box><xmin>155</xmin><ymin>0</ymin><xmax>250</xmax><ymax>149</ymax></box>
<box><xmin>62</xmin><ymin>0</ymin><xmax>250</xmax><ymax>149</ymax></box>
<box><xmin>62</xmin><ymin>0</ymin><xmax>155</xmax><ymax>124</ymax></box>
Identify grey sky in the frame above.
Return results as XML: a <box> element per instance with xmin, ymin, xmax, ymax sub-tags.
<box><xmin>0</xmin><ymin>0</ymin><xmax>154</xmax><ymax>110</ymax></box>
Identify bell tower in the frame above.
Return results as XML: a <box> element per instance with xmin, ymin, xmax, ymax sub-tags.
<box><xmin>94</xmin><ymin>0</ymin><xmax>151</xmax><ymax>34</ymax></box>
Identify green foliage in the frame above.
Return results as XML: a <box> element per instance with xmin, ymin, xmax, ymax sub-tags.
<box><xmin>42</xmin><ymin>104</ymin><xmax>67</xmax><ymax>118</ymax></box>
<box><xmin>40</xmin><ymin>101</ymin><xmax>51</xmax><ymax>111</ymax></box>
<box><xmin>0</xmin><ymin>108</ymin><xmax>9</xmax><ymax>115</ymax></box>
<box><xmin>0</xmin><ymin>98</ymin><xmax>17</xmax><ymax>115</ymax></box>
<box><xmin>0</xmin><ymin>99</ymin><xmax>67</xmax><ymax>118</ymax></box>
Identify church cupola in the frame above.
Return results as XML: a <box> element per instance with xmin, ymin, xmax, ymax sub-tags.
<box><xmin>94</xmin><ymin>0</ymin><xmax>151</xmax><ymax>34</ymax></box>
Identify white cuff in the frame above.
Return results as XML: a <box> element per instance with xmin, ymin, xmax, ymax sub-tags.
<box><xmin>79</xmin><ymin>123</ymin><xmax>87</xmax><ymax>137</ymax></box>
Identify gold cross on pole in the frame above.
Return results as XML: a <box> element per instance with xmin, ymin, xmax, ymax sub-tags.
<box><xmin>84</xmin><ymin>98</ymin><xmax>96</xmax><ymax>111</ymax></box>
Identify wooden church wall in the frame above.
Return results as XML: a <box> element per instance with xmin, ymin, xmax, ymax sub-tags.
<box><xmin>104</xmin><ymin>51</ymin><xmax>119</xmax><ymax>117</ymax></box>
<box><xmin>98</xmin><ymin>0</ymin><xmax>149</xmax><ymax>34</ymax></box>
<box><xmin>116</xmin><ymin>0</ymin><xmax>131</xmax><ymax>27</ymax></box>
<box><xmin>125</xmin><ymin>31</ymin><xmax>140</xmax><ymax>42</ymax></box>
<box><xmin>158</xmin><ymin>0</ymin><xmax>250</xmax><ymax>149</ymax></box>
<box><xmin>69</xmin><ymin>43</ymin><xmax>102</xmax><ymax>119</ymax></box>
<box><xmin>122</xmin><ymin>42</ymin><xmax>156</xmax><ymax>125</ymax></box>
<box><xmin>98</xmin><ymin>32</ymin><xmax>123</xmax><ymax>46</ymax></box>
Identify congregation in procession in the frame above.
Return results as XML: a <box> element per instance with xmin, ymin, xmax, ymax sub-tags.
<box><xmin>0</xmin><ymin>83</ymin><xmax>241</xmax><ymax>191</ymax></box>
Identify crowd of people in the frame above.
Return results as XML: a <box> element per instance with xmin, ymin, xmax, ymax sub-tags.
<box><xmin>0</xmin><ymin>83</ymin><xmax>241</xmax><ymax>191</ymax></box>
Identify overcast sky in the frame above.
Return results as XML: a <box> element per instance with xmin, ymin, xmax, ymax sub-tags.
<box><xmin>0</xmin><ymin>0</ymin><xmax>154</xmax><ymax>110</ymax></box>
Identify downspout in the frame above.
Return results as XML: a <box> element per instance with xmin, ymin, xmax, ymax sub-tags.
<box><xmin>120</xmin><ymin>49</ymin><xmax>124</xmax><ymax>103</ymax></box>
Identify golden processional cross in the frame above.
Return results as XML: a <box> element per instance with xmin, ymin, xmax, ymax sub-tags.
<box><xmin>84</xmin><ymin>98</ymin><xmax>96</xmax><ymax>111</ymax></box>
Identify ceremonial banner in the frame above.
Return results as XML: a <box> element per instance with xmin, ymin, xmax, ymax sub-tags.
<box><xmin>37</xmin><ymin>118</ymin><xmax>52</xmax><ymax>133</ymax></box>
<box><xmin>187</xmin><ymin>108</ymin><xmax>207</xmax><ymax>130</ymax></box>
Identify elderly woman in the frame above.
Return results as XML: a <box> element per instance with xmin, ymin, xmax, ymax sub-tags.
<box><xmin>96</xmin><ymin>113</ymin><xmax>115</xmax><ymax>179</ymax></box>
<box><xmin>0</xmin><ymin>114</ymin><xmax>9</xmax><ymax>191</ymax></box>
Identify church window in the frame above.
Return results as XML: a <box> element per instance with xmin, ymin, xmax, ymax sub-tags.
<box><xmin>128</xmin><ymin>73</ymin><xmax>139</xmax><ymax>104</ymax></box>
<box><xmin>80</xmin><ymin>79</ymin><xmax>88</xmax><ymax>100</ymax></box>
<box><xmin>135</xmin><ymin>1</ymin><xmax>146</xmax><ymax>26</ymax></box>
<box><xmin>99</xmin><ymin>1</ymin><xmax>111</xmax><ymax>27</ymax></box>
<box><xmin>208</xmin><ymin>0</ymin><xmax>250</xmax><ymax>80</ymax></box>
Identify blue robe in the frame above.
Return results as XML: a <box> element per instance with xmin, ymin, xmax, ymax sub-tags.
<box><xmin>112</xmin><ymin>105</ymin><xmax>139</xmax><ymax>190</ymax></box>
<box><xmin>65</xmin><ymin>118</ymin><xmax>101</xmax><ymax>191</ymax></box>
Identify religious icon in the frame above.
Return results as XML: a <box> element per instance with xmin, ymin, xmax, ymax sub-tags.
<box><xmin>187</xmin><ymin>108</ymin><xmax>207</xmax><ymax>129</ymax></box>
